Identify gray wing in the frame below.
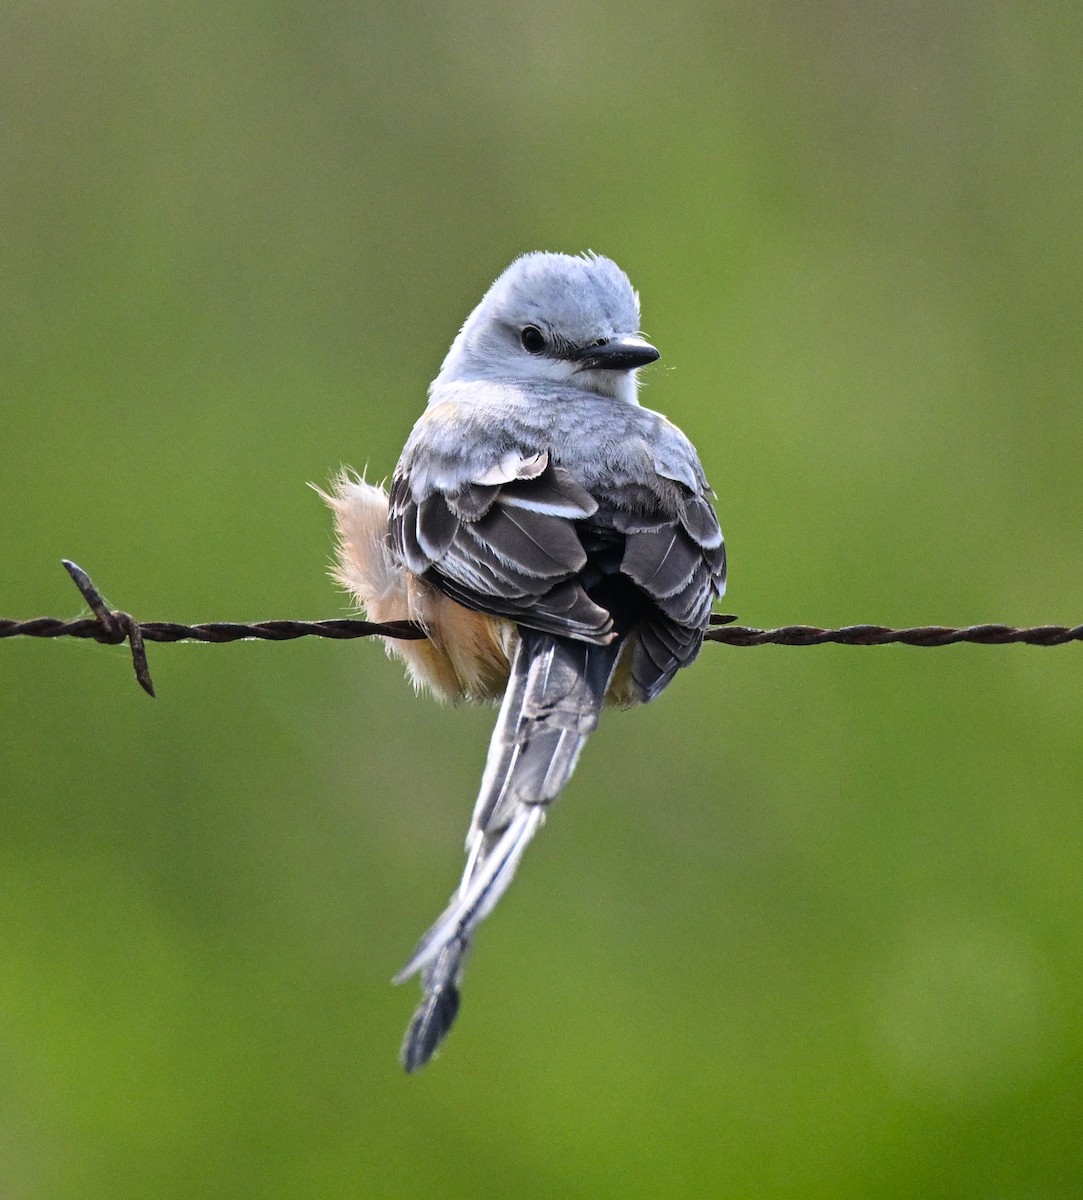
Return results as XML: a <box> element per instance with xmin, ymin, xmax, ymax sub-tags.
<box><xmin>391</xmin><ymin>432</ymin><xmax>726</xmax><ymax>699</ymax></box>
<box><xmin>389</xmin><ymin>451</ymin><xmax>617</xmax><ymax>643</ymax></box>
<box><xmin>608</xmin><ymin>476</ymin><xmax>727</xmax><ymax>700</ymax></box>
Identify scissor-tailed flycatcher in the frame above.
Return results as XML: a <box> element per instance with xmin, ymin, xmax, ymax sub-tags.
<box><xmin>324</xmin><ymin>251</ymin><xmax>725</xmax><ymax>1070</ymax></box>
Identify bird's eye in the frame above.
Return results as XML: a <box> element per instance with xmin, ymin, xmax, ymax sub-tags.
<box><xmin>520</xmin><ymin>325</ymin><xmax>546</xmax><ymax>354</ymax></box>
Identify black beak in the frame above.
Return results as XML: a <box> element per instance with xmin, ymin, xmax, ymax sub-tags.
<box><xmin>574</xmin><ymin>335</ymin><xmax>660</xmax><ymax>372</ymax></box>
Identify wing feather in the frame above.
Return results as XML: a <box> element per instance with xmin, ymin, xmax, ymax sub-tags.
<box><xmin>390</xmin><ymin>437</ymin><xmax>725</xmax><ymax>672</ymax></box>
<box><xmin>680</xmin><ymin>494</ymin><xmax>724</xmax><ymax>550</ymax></box>
<box><xmin>471</xmin><ymin>503</ymin><xmax>587</xmax><ymax>578</ymax></box>
<box><xmin>497</xmin><ymin>466</ymin><xmax>598</xmax><ymax>518</ymax></box>
<box><xmin>446</xmin><ymin>484</ymin><xmax>500</xmax><ymax>520</ymax></box>
<box><xmin>415</xmin><ymin>493</ymin><xmax>460</xmax><ymax>560</ymax></box>
<box><xmin>621</xmin><ymin>523</ymin><xmax>704</xmax><ymax>600</ymax></box>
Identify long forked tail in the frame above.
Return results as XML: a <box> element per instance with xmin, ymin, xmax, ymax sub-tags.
<box><xmin>395</xmin><ymin>627</ymin><xmax>622</xmax><ymax>1071</ymax></box>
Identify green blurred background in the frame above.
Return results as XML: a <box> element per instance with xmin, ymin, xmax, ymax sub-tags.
<box><xmin>2</xmin><ymin>3</ymin><xmax>1082</xmax><ymax>1196</ymax></box>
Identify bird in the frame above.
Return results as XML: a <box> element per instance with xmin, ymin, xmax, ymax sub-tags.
<box><xmin>322</xmin><ymin>251</ymin><xmax>726</xmax><ymax>1071</ymax></box>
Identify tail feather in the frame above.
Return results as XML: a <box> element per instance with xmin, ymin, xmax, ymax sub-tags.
<box><xmin>396</xmin><ymin>627</ymin><xmax>621</xmax><ymax>1070</ymax></box>
<box><xmin>400</xmin><ymin>942</ymin><xmax>463</xmax><ymax>1074</ymax></box>
<box><xmin>471</xmin><ymin>628</ymin><xmax>621</xmax><ymax>838</ymax></box>
<box><xmin>393</xmin><ymin>804</ymin><xmax>544</xmax><ymax>984</ymax></box>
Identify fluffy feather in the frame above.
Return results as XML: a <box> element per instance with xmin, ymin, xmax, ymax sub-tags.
<box><xmin>319</xmin><ymin>471</ymin><xmax>513</xmax><ymax>702</ymax></box>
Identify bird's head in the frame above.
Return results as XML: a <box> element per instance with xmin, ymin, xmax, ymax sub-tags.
<box><xmin>435</xmin><ymin>251</ymin><xmax>659</xmax><ymax>405</ymax></box>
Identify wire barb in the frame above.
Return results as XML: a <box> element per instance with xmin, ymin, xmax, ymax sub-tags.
<box><xmin>0</xmin><ymin>562</ymin><xmax>1078</xmax><ymax>697</ymax></box>
<box><xmin>0</xmin><ymin>560</ymin><xmax>427</xmax><ymax>697</ymax></box>
<box><xmin>60</xmin><ymin>559</ymin><xmax>157</xmax><ymax>696</ymax></box>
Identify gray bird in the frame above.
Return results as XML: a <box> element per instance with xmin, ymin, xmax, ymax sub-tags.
<box><xmin>322</xmin><ymin>251</ymin><xmax>726</xmax><ymax>1070</ymax></box>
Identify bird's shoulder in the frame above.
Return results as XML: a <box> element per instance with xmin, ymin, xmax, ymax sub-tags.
<box><xmin>399</xmin><ymin>382</ymin><xmax>715</xmax><ymax>507</ymax></box>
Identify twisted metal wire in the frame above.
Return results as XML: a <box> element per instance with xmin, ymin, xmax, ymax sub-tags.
<box><xmin>704</xmin><ymin>614</ymin><xmax>1083</xmax><ymax>647</ymax></box>
<box><xmin>1</xmin><ymin>561</ymin><xmax>1078</xmax><ymax>697</ymax></box>
<box><xmin>0</xmin><ymin>561</ymin><xmax>425</xmax><ymax>696</ymax></box>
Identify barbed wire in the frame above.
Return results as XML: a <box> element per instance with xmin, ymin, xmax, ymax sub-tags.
<box><xmin>2</xmin><ymin>561</ymin><xmax>1079</xmax><ymax>697</ymax></box>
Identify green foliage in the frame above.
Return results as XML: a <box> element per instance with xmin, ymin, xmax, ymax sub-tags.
<box><xmin>2</xmin><ymin>5</ymin><xmax>1082</xmax><ymax>1196</ymax></box>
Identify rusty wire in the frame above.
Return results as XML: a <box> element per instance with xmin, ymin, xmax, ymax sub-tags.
<box><xmin>1</xmin><ymin>560</ymin><xmax>1079</xmax><ymax>697</ymax></box>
